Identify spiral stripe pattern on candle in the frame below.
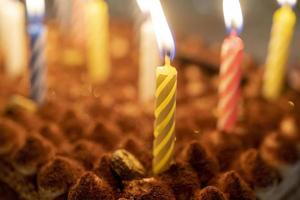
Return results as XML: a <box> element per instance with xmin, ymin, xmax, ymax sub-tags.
<box><xmin>153</xmin><ymin>69</ymin><xmax>177</xmax><ymax>174</ymax></box>
<box><xmin>29</xmin><ymin>30</ymin><xmax>46</xmax><ymax>104</ymax></box>
<box><xmin>218</xmin><ymin>36</ymin><xmax>243</xmax><ymax>131</ymax></box>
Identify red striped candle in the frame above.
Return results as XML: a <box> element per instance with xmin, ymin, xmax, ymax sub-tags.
<box><xmin>217</xmin><ymin>31</ymin><xmax>244</xmax><ymax>131</ymax></box>
<box><xmin>218</xmin><ymin>0</ymin><xmax>244</xmax><ymax>132</ymax></box>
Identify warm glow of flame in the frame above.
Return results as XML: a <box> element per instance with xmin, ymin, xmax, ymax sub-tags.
<box><xmin>25</xmin><ymin>0</ymin><xmax>45</xmax><ymax>16</ymax></box>
<box><xmin>149</xmin><ymin>0</ymin><xmax>175</xmax><ymax>60</ymax></box>
<box><xmin>223</xmin><ymin>0</ymin><xmax>243</xmax><ymax>33</ymax></box>
<box><xmin>277</xmin><ymin>0</ymin><xmax>297</xmax><ymax>6</ymax></box>
<box><xmin>137</xmin><ymin>0</ymin><xmax>151</xmax><ymax>13</ymax></box>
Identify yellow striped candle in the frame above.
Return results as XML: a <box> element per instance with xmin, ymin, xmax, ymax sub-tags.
<box><xmin>263</xmin><ymin>1</ymin><xmax>296</xmax><ymax>100</ymax></box>
<box><xmin>153</xmin><ymin>56</ymin><xmax>177</xmax><ymax>175</ymax></box>
<box><xmin>85</xmin><ymin>0</ymin><xmax>110</xmax><ymax>83</ymax></box>
<box><xmin>148</xmin><ymin>0</ymin><xmax>177</xmax><ymax>175</ymax></box>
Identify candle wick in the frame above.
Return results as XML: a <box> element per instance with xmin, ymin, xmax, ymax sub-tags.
<box><xmin>164</xmin><ymin>55</ymin><xmax>171</xmax><ymax>66</ymax></box>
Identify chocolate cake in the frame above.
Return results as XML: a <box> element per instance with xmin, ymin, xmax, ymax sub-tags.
<box><xmin>0</xmin><ymin>21</ymin><xmax>300</xmax><ymax>200</ymax></box>
<box><xmin>192</xmin><ymin>186</ymin><xmax>226</xmax><ymax>200</ymax></box>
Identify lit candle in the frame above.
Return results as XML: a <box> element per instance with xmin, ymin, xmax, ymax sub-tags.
<box><xmin>85</xmin><ymin>0</ymin><xmax>110</xmax><ymax>83</ymax></box>
<box><xmin>25</xmin><ymin>0</ymin><xmax>47</xmax><ymax>104</ymax></box>
<box><xmin>151</xmin><ymin>0</ymin><xmax>177</xmax><ymax>175</ymax></box>
<box><xmin>0</xmin><ymin>0</ymin><xmax>27</xmax><ymax>77</ymax></box>
<box><xmin>136</xmin><ymin>0</ymin><xmax>160</xmax><ymax>102</ymax></box>
<box><xmin>263</xmin><ymin>0</ymin><xmax>297</xmax><ymax>100</ymax></box>
<box><xmin>218</xmin><ymin>0</ymin><xmax>244</xmax><ymax>132</ymax></box>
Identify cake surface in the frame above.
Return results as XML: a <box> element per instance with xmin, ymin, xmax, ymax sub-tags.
<box><xmin>0</xmin><ymin>21</ymin><xmax>300</xmax><ymax>200</ymax></box>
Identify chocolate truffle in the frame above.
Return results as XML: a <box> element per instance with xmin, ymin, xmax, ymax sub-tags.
<box><xmin>245</xmin><ymin>99</ymin><xmax>282</xmax><ymax>131</ymax></box>
<box><xmin>4</xmin><ymin>106</ymin><xmax>42</xmax><ymax>132</ymax></box>
<box><xmin>71</xmin><ymin>139</ymin><xmax>103</xmax><ymax>170</ymax></box>
<box><xmin>89</xmin><ymin>121</ymin><xmax>121</xmax><ymax>151</ymax></box>
<box><xmin>120</xmin><ymin>137</ymin><xmax>152</xmax><ymax>170</ymax></box>
<box><xmin>68</xmin><ymin>172</ymin><xmax>115</xmax><ymax>200</ymax></box>
<box><xmin>260</xmin><ymin>132</ymin><xmax>299</xmax><ymax>167</ymax></box>
<box><xmin>113</xmin><ymin>103</ymin><xmax>143</xmax><ymax>133</ymax></box>
<box><xmin>37</xmin><ymin>156</ymin><xmax>84</xmax><ymax>199</ymax></box>
<box><xmin>87</xmin><ymin>95</ymin><xmax>115</xmax><ymax>118</ymax></box>
<box><xmin>202</xmin><ymin>131</ymin><xmax>243</xmax><ymax>171</ymax></box>
<box><xmin>0</xmin><ymin>118</ymin><xmax>25</xmax><ymax>156</ymax></box>
<box><xmin>0</xmin><ymin>159</ymin><xmax>40</xmax><ymax>200</ymax></box>
<box><xmin>235</xmin><ymin>149</ymin><xmax>280</xmax><ymax>189</ymax></box>
<box><xmin>192</xmin><ymin>186</ymin><xmax>227</xmax><ymax>200</ymax></box>
<box><xmin>111</xmin><ymin>149</ymin><xmax>145</xmax><ymax>180</ymax></box>
<box><xmin>231</xmin><ymin>126</ymin><xmax>262</xmax><ymax>148</ymax></box>
<box><xmin>279</xmin><ymin>116</ymin><xmax>300</xmax><ymax>142</ymax></box>
<box><xmin>217</xmin><ymin>171</ymin><xmax>255</xmax><ymax>200</ymax></box>
<box><xmin>54</xmin><ymin>194</ymin><xmax>68</xmax><ymax>200</ymax></box>
<box><xmin>38</xmin><ymin>100</ymin><xmax>65</xmax><ymax>122</ymax></box>
<box><xmin>185</xmin><ymin>141</ymin><xmax>219</xmax><ymax>186</ymax></box>
<box><xmin>160</xmin><ymin>163</ymin><xmax>200</xmax><ymax>200</ymax></box>
<box><xmin>0</xmin><ymin>181</ymin><xmax>19</xmax><ymax>200</ymax></box>
<box><xmin>6</xmin><ymin>95</ymin><xmax>37</xmax><ymax>113</ymax></box>
<box><xmin>60</xmin><ymin>109</ymin><xmax>90</xmax><ymax>142</ymax></box>
<box><xmin>40</xmin><ymin>123</ymin><xmax>65</xmax><ymax>147</ymax></box>
<box><xmin>94</xmin><ymin>154</ymin><xmax>122</xmax><ymax>190</ymax></box>
<box><xmin>123</xmin><ymin>178</ymin><xmax>175</xmax><ymax>200</ymax></box>
<box><xmin>13</xmin><ymin>134</ymin><xmax>55</xmax><ymax>176</ymax></box>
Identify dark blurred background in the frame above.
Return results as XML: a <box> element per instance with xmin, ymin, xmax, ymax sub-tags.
<box><xmin>106</xmin><ymin>0</ymin><xmax>300</xmax><ymax>63</ymax></box>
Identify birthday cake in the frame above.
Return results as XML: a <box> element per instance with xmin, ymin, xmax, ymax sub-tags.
<box><xmin>0</xmin><ymin>18</ymin><xmax>300</xmax><ymax>200</ymax></box>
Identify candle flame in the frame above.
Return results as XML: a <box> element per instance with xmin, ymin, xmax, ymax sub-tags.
<box><xmin>137</xmin><ymin>0</ymin><xmax>151</xmax><ymax>13</ymax></box>
<box><xmin>25</xmin><ymin>0</ymin><xmax>45</xmax><ymax>17</ymax></box>
<box><xmin>223</xmin><ymin>0</ymin><xmax>243</xmax><ymax>34</ymax></box>
<box><xmin>149</xmin><ymin>0</ymin><xmax>175</xmax><ymax>60</ymax></box>
<box><xmin>277</xmin><ymin>0</ymin><xmax>297</xmax><ymax>6</ymax></box>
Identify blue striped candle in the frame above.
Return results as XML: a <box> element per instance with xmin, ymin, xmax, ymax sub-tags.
<box><xmin>26</xmin><ymin>0</ymin><xmax>46</xmax><ymax>104</ymax></box>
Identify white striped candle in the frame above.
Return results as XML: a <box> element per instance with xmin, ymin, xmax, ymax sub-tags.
<box><xmin>26</xmin><ymin>0</ymin><xmax>47</xmax><ymax>104</ymax></box>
